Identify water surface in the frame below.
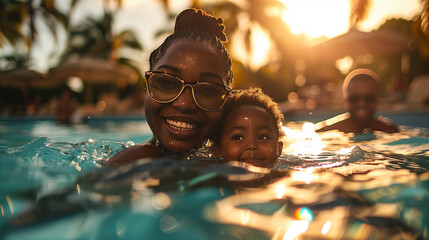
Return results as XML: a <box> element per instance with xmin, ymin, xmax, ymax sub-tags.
<box><xmin>0</xmin><ymin>119</ymin><xmax>428</xmax><ymax>239</ymax></box>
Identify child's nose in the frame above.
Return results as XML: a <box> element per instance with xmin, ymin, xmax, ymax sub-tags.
<box><xmin>246</xmin><ymin>139</ymin><xmax>257</xmax><ymax>150</ymax></box>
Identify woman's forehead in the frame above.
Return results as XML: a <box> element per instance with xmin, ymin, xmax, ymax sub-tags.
<box><xmin>153</xmin><ymin>39</ymin><xmax>226</xmax><ymax>82</ymax></box>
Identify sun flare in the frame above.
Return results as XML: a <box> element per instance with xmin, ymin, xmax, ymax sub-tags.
<box><xmin>280</xmin><ymin>0</ymin><xmax>350</xmax><ymax>38</ymax></box>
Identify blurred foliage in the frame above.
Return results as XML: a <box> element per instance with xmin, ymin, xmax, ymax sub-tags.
<box><xmin>420</xmin><ymin>0</ymin><xmax>429</xmax><ymax>36</ymax></box>
<box><xmin>201</xmin><ymin>0</ymin><xmax>307</xmax><ymax>102</ymax></box>
<box><xmin>1</xmin><ymin>0</ymin><xmax>429</xmax><ymax>108</ymax></box>
<box><xmin>60</xmin><ymin>9</ymin><xmax>143</xmax><ymax>61</ymax></box>
<box><xmin>198</xmin><ymin>0</ymin><xmax>429</xmax><ymax>104</ymax></box>
<box><xmin>0</xmin><ymin>0</ymin><xmax>79</xmax><ymax>54</ymax></box>
<box><xmin>0</xmin><ymin>54</ymin><xmax>29</xmax><ymax>71</ymax></box>
<box><xmin>0</xmin><ymin>0</ymin><xmax>27</xmax><ymax>48</ymax></box>
<box><xmin>58</xmin><ymin>2</ymin><xmax>144</xmax><ymax>84</ymax></box>
<box><xmin>349</xmin><ymin>0</ymin><xmax>371</xmax><ymax>28</ymax></box>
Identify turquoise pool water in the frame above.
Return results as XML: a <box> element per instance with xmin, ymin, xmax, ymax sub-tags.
<box><xmin>1</xmin><ymin>117</ymin><xmax>429</xmax><ymax>239</ymax></box>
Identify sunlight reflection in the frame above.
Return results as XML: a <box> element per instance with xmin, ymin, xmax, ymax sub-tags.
<box><xmin>350</xmin><ymin>222</ymin><xmax>374</xmax><ymax>239</ymax></box>
<box><xmin>6</xmin><ymin>196</ymin><xmax>13</xmax><ymax>214</ymax></box>
<box><xmin>275</xmin><ymin>183</ymin><xmax>286</xmax><ymax>199</ymax></box>
<box><xmin>291</xmin><ymin>170</ymin><xmax>317</xmax><ymax>184</ymax></box>
<box><xmin>241</xmin><ymin>210</ymin><xmax>251</xmax><ymax>225</ymax></box>
<box><xmin>321</xmin><ymin>221</ymin><xmax>331</xmax><ymax>234</ymax></box>
<box><xmin>151</xmin><ymin>192</ymin><xmax>171</xmax><ymax>210</ymax></box>
<box><xmin>335</xmin><ymin>146</ymin><xmax>355</xmax><ymax>161</ymax></box>
<box><xmin>159</xmin><ymin>215</ymin><xmax>179</xmax><ymax>233</ymax></box>
<box><xmin>283</xmin><ymin>220</ymin><xmax>310</xmax><ymax>240</ymax></box>
<box><xmin>283</xmin><ymin>122</ymin><xmax>325</xmax><ymax>155</ymax></box>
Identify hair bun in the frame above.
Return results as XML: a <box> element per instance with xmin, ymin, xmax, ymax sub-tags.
<box><xmin>174</xmin><ymin>8</ymin><xmax>227</xmax><ymax>42</ymax></box>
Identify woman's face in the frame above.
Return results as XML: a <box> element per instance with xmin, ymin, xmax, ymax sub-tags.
<box><xmin>145</xmin><ymin>39</ymin><xmax>227</xmax><ymax>153</ymax></box>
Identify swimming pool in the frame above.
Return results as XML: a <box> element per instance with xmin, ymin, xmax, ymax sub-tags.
<box><xmin>0</xmin><ymin>116</ymin><xmax>428</xmax><ymax>239</ymax></box>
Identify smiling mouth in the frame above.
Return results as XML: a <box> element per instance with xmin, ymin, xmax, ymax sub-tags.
<box><xmin>356</xmin><ymin>108</ymin><xmax>369</xmax><ymax>115</ymax></box>
<box><xmin>165</xmin><ymin>119</ymin><xmax>197</xmax><ymax>131</ymax></box>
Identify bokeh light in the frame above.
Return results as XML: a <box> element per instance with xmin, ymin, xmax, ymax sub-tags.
<box><xmin>294</xmin><ymin>207</ymin><xmax>313</xmax><ymax>222</ymax></box>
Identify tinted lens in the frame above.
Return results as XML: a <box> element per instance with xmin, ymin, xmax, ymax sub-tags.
<box><xmin>194</xmin><ymin>82</ymin><xmax>228</xmax><ymax>111</ymax></box>
<box><xmin>148</xmin><ymin>74</ymin><xmax>183</xmax><ymax>102</ymax></box>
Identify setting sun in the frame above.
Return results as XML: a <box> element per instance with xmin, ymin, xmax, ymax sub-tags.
<box><xmin>280</xmin><ymin>0</ymin><xmax>350</xmax><ymax>38</ymax></box>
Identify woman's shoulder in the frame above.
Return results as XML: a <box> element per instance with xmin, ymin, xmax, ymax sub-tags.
<box><xmin>104</xmin><ymin>142</ymin><xmax>163</xmax><ymax>166</ymax></box>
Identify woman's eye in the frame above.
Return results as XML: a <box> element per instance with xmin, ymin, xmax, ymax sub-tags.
<box><xmin>231</xmin><ymin>135</ymin><xmax>243</xmax><ymax>141</ymax></box>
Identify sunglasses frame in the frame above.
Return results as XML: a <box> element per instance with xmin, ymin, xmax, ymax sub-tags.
<box><xmin>145</xmin><ymin>71</ymin><xmax>231</xmax><ymax>111</ymax></box>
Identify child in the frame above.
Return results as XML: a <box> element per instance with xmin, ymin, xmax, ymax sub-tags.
<box><xmin>215</xmin><ymin>88</ymin><xmax>284</xmax><ymax>167</ymax></box>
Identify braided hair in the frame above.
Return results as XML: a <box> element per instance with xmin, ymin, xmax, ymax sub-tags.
<box><xmin>149</xmin><ymin>8</ymin><xmax>233</xmax><ymax>86</ymax></box>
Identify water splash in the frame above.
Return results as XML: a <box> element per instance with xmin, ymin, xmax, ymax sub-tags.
<box><xmin>0</xmin><ymin>137</ymin><xmax>126</xmax><ymax>195</ymax></box>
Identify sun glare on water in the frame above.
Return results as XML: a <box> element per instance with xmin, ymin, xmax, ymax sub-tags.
<box><xmin>280</xmin><ymin>0</ymin><xmax>350</xmax><ymax>38</ymax></box>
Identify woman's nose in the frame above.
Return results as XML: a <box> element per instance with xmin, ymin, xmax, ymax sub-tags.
<box><xmin>171</xmin><ymin>86</ymin><xmax>198</xmax><ymax>111</ymax></box>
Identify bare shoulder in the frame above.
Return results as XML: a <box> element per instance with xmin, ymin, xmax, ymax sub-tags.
<box><xmin>104</xmin><ymin>142</ymin><xmax>163</xmax><ymax>166</ymax></box>
<box><xmin>373</xmin><ymin>116</ymin><xmax>400</xmax><ymax>133</ymax></box>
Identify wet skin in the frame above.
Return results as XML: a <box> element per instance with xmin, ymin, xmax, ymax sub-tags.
<box><xmin>344</xmin><ymin>79</ymin><xmax>378</xmax><ymax>128</ymax></box>
<box><xmin>220</xmin><ymin>105</ymin><xmax>283</xmax><ymax>167</ymax></box>
<box><xmin>145</xmin><ymin>39</ymin><xmax>227</xmax><ymax>153</ymax></box>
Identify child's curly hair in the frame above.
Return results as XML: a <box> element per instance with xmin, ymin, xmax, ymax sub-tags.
<box><xmin>214</xmin><ymin>87</ymin><xmax>285</xmax><ymax>142</ymax></box>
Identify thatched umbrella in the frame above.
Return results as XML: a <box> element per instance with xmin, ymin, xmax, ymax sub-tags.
<box><xmin>0</xmin><ymin>68</ymin><xmax>57</xmax><ymax>88</ymax></box>
<box><xmin>48</xmin><ymin>57</ymin><xmax>139</xmax><ymax>102</ymax></box>
<box><xmin>48</xmin><ymin>57</ymin><xmax>138</xmax><ymax>85</ymax></box>
<box><xmin>308</xmin><ymin>28</ymin><xmax>411</xmax><ymax>61</ymax></box>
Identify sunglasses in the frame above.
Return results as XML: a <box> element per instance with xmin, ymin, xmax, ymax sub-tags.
<box><xmin>145</xmin><ymin>71</ymin><xmax>231</xmax><ymax>111</ymax></box>
<box><xmin>347</xmin><ymin>94</ymin><xmax>377</xmax><ymax>104</ymax></box>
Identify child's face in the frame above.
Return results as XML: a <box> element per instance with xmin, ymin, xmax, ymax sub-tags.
<box><xmin>220</xmin><ymin>105</ymin><xmax>283</xmax><ymax>166</ymax></box>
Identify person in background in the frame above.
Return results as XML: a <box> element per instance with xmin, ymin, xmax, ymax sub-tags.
<box><xmin>215</xmin><ymin>88</ymin><xmax>284</xmax><ymax>167</ymax></box>
<box><xmin>56</xmin><ymin>88</ymin><xmax>78</xmax><ymax>124</ymax></box>
<box><xmin>105</xmin><ymin>8</ymin><xmax>233</xmax><ymax>166</ymax></box>
<box><xmin>316</xmin><ymin>68</ymin><xmax>399</xmax><ymax>134</ymax></box>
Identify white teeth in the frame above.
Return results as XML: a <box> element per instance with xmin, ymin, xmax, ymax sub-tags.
<box><xmin>166</xmin><ymin>119</ymin><xmax>197</xmax><ymax>130</ymax></box>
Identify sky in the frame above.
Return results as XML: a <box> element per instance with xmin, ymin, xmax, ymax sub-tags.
<box><xmin>23</xmin><ymin>0</ymin><xmax>423</xmax><ymax>73</ymax></box>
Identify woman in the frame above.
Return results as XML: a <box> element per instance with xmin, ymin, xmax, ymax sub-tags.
<box><xmin>105</xmin><ymin>8</ymin><xmax>233</xmax><ymax>166</ymax></box>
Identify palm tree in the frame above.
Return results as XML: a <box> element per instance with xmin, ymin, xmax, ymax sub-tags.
<box><xmin>0</xmin><ymin>1</ymin><xmax>27</xmax><ymax>49</ymax></box>
<box><xmin>0</xmin><ymin>0</ymin><xmax>79</xmax><ymax>71</ymax></box>
<box><xmin>421</xmin><ymin>0</ymin><xmax>429</xmax><ymax>35</ymax></box>
<box><xmin>201</xmin><ymin>0</ymin><xmax>306</xmax><ymax>101</ymax></box>
<box><xmin>59</xmin><ymin>6</ymin><xmax>143</xmax><ymax>70</ymax></box>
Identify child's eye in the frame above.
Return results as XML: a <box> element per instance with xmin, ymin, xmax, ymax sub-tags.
<box><xmin>231</xmin><ymin>135</ymin><xmax>244</xmax><ymax>141</ymax></box>
<box><xmin>258</xmin><ymin>135</ymin><xmax>270</xmax><ymax>140</ymax></box>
